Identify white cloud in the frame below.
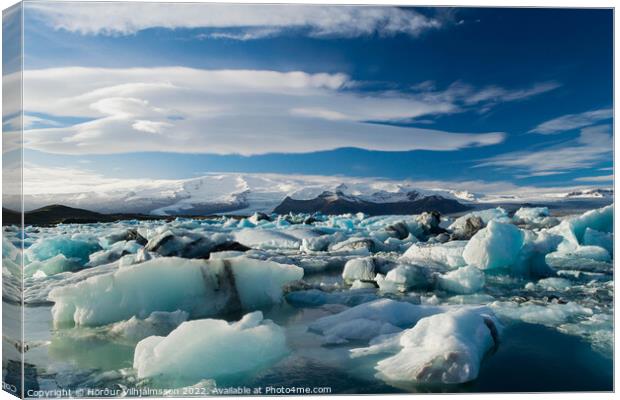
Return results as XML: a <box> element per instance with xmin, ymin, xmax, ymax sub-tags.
<box><xmin>529</xmin><ymin>108</ymin><xmax>613</xmax><ymax>134</ymax></box>
<box><xmin>477</xmin><ymin>124</ymin><xmax>613</xmax><ymax>174</ymax></box>
<box><xmin>20</xmin><ymin>66</ymin><xmax>511</xmax><ymax>155</ymax></box>
<box><xmin>574</xmin><ymin>174</ymin><xmax>614</xmax><ymax>182</ymax></box>
<box><xmin>27</xmin><ymin>3</ymin><xmax>442</xmax><ymax>39</ymax></box>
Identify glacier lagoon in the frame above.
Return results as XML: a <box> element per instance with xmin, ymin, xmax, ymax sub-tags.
<box><xmin>4</xmin><ymin>204</ymin><xmax>613</xmax><ymax>395</ymax></box>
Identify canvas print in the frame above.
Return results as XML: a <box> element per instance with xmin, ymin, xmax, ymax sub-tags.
<box><xmin>2</xmin><ymin>2</ymin><xmax>614</xmax><ymax>397</ymax></box>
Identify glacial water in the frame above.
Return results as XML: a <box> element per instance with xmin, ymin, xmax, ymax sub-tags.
<box><xmin>3</xmin><ymin>204</ymin><xmax>613</xmax><ymax>395</ymax></box>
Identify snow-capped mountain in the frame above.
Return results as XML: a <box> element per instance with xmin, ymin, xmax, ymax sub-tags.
<box><xmin>564</xmin><ymin>188</ymin><xmax>613</xmax><ymax>199</ymax></box>
<box><xmin>9</xmin><ymin>172</ymin><xmax>613</xmax><ymax>216</ymax></box>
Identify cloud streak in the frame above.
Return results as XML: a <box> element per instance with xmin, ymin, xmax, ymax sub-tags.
<box><xmin>27</xmin><ymin>3</ymin><xmax>442</xmax><ymax>39</ymax></box>
<box><xmin>18</xmin><ymin>66</ymin><xmax>516</xmax><ymax>155</ymax></box>
<box><xmin>529</xmin><ymin>108</ymin><xmax>613</xmax><ymax>134</ymax></box>
<box><xmin>477</xmin><ymin>124</ymin><xmax>613</xmax><ymax>174</ymax></box>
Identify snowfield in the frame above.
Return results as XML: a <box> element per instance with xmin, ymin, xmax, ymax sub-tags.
<box><xmin>6</xmin><ymin>204</ymin><xmax>613</xmax><ymax>391</ymax></box>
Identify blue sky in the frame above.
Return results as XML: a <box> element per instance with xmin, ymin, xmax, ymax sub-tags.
<box><xmin>10</xmin><ymin>4</ymin><xmax>614</xmax><ymax>190</ymax></box>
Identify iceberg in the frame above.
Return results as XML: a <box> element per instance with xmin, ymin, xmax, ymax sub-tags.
<box><xmin>583</xmin><ymin>228</ymin><xmax>613</xmax><ymax>256</ymax></box>
<box><xmin>375</xmin><ymin>264</ymin><xmax>433</xmax><ymax>293</ymax></box>
<box><xmin>134</xmin><ymin>311</ymin><xmax>288</xmax><ymax>380</ymax></box>
<box><xmin>400</xmin><ymin>241</ymin><xmax>468</xmax><ymax>269</ymax></box>
<box><xmin>27</xmin><ymin>236</ymin><xmax>102</xmax><ymax>265</ymax></box>
<box><xmin>49</xmin><ymin>256</ymin><xmax>303</xmax><ymax>326</ymax></box>
<box><xmin>309</xmin><ymin>299</ymin><xmax>445</xmax><ymax>343</ymax></box>
<box><xmin>87</xmin><ymin>240</ymin><xmax>143</xmax><ymax>267</ymax></box>
<box><xmin>551</xmin><ymin>205</ymin><xmax>613</xmax><ymax>252</ymax></box>
<box><xmin>233</xmin><ymin>228</ymin><xmax>301</xmax><ymax>250</ymax></box>
<box><xmin>351</xmin><ymin>308</ymin><xmax>500</xmax><ymax>385</ymax></box>
<box><xmin>448</xmin><ymin>207</ymin><xmax>508</xmax><ymax>239</ymax></box>
<box><xmin>24</xmin><ymin>254</ymin><xmax>82</xmax><ymax>278</ymax></box>
<box><xmin>463</xmin><ymin>220</ymin><xmax>524</xmax><ymax>271</ymax></box>
<box><xmin>342</xmin><ymin>256</ymin><xmax>395</xmax><ymax>283</ymax></box>
<box><xmin>437</xmin><ymin>266</ymin><xmax>485</xmax><ymax>294</ymax></box>
<box><xmin>145</xmin><ymin>229</ymin><xmax>230</xmax><ymax>258</ymax></box>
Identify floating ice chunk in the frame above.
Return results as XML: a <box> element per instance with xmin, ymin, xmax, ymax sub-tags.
<box><xmin>301</xmin><ymin>232</ymin><xmax>345</xmax><ymax>252</ymax></box>
<box><xmin>512</xmin><ymin>207</ymin><xmax>560</xmax><ymax>228</ymax></box>
<box><xmin>548</xmin><ymin>245</ymin><xmax>611</xmax><ymax>263</ymax></box>
<box><xmin>233</xmin><ymin>228</ymin><xmax>300</xmax><ymax>250</ymax></box>
<box><xmin>375</xmin><ymin>264</ymin><xmax>433</xmax><ymax>293</ymax></box>
<box><xmin>342</xmin><ymin>257</ymin><xmax>376</xmax><ymax>283</ymax></box>
<box><xmin>437</xmin><ymin>266</ymin><xmax>485</xmax><ymax>294</ymax></box>
<box><xmin>583</xmin><ymin>228</ymin><xmax>613</xmax><ymax>256</ymax></box>
<box><xmin>237</xmin><ymin>218</ymin><xmax>256</xmax><ymax>228</ymax></box>
<box><xmin>351</xmin><ymin>308</ymin><xmax>500</xmax><ymax>384</ymax></box>
<box><xmin>309</xmin><ymin>299</ymin><xmax>445</xmax><ymax>343</ymax></box>
<box><xmin>351</xmin><ymin>280</ymin><xmax>377</xmax><ymax>290</ymax></box>
<box><xmin>449</xmin><ymin>207</ymin><xmax>508</xmax><ymax>237</ymax></box>
<box><xmin>100</xmin><ymin>229</ymin><xmax>147</xmax><ymax>248</ymax></box>
<box><xmin>322</xmin><ymin>318</ymin><xmax>401</xmax><ymax>345</ymax></box>
<box><xmin>400</xmin><ymin>241</ymin><xmax>467</xmax><ymax>269</ymax></box>
<box><xmin>490</xmin><ymin>300</ymin><xmax>593</xmax><ymax>327</ymax></box>
<box><xmin>133</xmin><ymin>311</ymin><xmax>288</xmax><ymax>380</ymax></box>
<box><xmin>527</xmin><ymin>277</ymin><xmax>572</xmax><ymax>291</ymax></box>
<box><xmin>329</xmin><ymin>237</ymin><xmax>381</xmax><ymax>255</ymax></box>
<box><xmin>24</xmin><ymin>254</ymin><xmax>82</xmax><ymax>278</ymax></box>
<box><xmin>49</xmin><ymin>256</ymin><xmax>303</xmax><ymax>326</ymax></box>
<box><xmin>87</xmin><ymin>240</ymin><xmax>143</xmax><ymax>267</ymax></box>
<box><xmin>342</xmin><ymin>257</ymin><xmax>394</xmax><ymax>283</ymax></box>
<box><xmin>109</xmin><ymin>310</ymin><xmax>189</xmax><ymax>342</ymax></box>
<box><xmin>146</xmin><ymin>229</ymin><xmax>230</xmax><ymax>258</ymax></box>
<box><xmin>27</xmin><ymin>236</ymin><xmax>101</xmax><ymax>265</ymax></box>
<box><xmin>514</xmin><ymin>207</ymin><xmax>549</xmax><ymax>222</ymax></box>
<box><xmin>463</xmin><ymin>221</ymin><xmax>524</xmax><ymax>271</ymax></box>
<box><xmin>550</xmin><ymin>205</ymin><xmax>612</xmax><ymax>252</ymax></box>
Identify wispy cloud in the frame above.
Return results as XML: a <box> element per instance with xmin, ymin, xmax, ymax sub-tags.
<box><xmin>409</xmin><ymin>80</ymin><xmax>560</xmax><ymax>114</ymax></box>
<box><xmin>529</xmin><ymin>108</ymin><xmax>613</xmax><ymax>134</ymax></box>
<box><xmin>477</xmin><ymin>124</ymin><xmax>613</xmax><ymax>174</ymax></box>
<box><xmin>20</xmin><ymin>66</ymin><xmax>509</xmax><ymax>155</ymax></box>
<box><xmin>574</xmin><ymin>174</ymin><xmax>614</xmax><ymax>182</ymax></box>
<box><xmin>27</xmin><ymin>3</ymin><xmax>442</xmax><ymax>39</ymax></box>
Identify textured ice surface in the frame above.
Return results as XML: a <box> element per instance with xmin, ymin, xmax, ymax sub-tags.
<box><xmin>375</xmin><ymin>264</ymin><xmax>433</xmax><ymax>293</ymax></box>
<box><xmin>49</xmin><ymin>256</ymin><xmax>303</xmax><ymax>326</ymax></box>
<box><xmin>24</xmin><ymin>254</ymin><xmax>82</xmax><ymax>278</ymax></box>
<box><xmin>449</xmin><ymin>207</ymin><xmax>508</xmax><ymax>232</ymax></box>
<box><xmin>310</xmin><ymin>299</ymin><xmax>446</xmax><ymax>343</ymax></box>
<box><xmin>400</xmin><ymin>240</ymin><xmax>467</xmax><ymax>269</ymax></box>
<box><xmin>463</xmin><ymin>221</ymin><xmax>525</xmax><ymax>270</ymax></box>
<box><xmin>27</xmin><ymin>236</ymin><xmax>102</xmax><ymax>265</ymax></box>
<box><xmin>134</xmin><ymin>311</ymin><xmax>288</xmax><ymax>380</ymax></box>
<box><xmin>351</xmin><ymin>307</ymin><xmax>500</xmax><ymax>384</ymax></box>
<box><xmin>437</xmin><ymin>266</ymin><xmax>485</xmax><ymax>294</ymax></box>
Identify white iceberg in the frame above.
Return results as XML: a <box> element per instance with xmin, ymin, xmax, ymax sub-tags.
<box><xmin>400</xmin><ymin>241</ymin><xmax>467</xmax><ymax>269</ymax></box>
<box><xmin>463</xmin><ymin>220</ymin><xmax>524</xmax><ymax>271</ymax></box>
<box><xmin>133</xmin><ymin>311</ymin><xmax>288</xmax><ymax>380</ymax></box>
<box><xmin>351</xmin><ymin>307</ymin><xmax>500</xmax><ymax>385</ymax></box>
<box><xmin>233</xmin><ymin>228</ymin><xmax>301</xmax><ymax>250</ymax></box>
<box><xmin>309</xmin><ymin>299</ymin><xmax>445</xmax><ymax>343</ymax></box>
<box><xmin>437</xmin><ymin>266</ymin><xmax>485</xmax><ymax>294</ymax></box>
<box><xmin>49</xmin><ymin>256</ymin><xmax>303</xmax><ymax>326</ymax></box>
<box><xmin>375</xmin><ymin>264</ymin><xmax>433</xmax><ymax>293</ymax></box>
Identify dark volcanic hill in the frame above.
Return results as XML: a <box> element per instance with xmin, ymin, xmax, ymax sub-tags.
<box><xmin>2</xmin><ymin>205</ymin><xmax>169</xmax><ymax>226</ymax></box>
<box><xmin>273</xmin><ymin>190</ymin><xmax>471</xmax><ymax>215</ymax></box>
